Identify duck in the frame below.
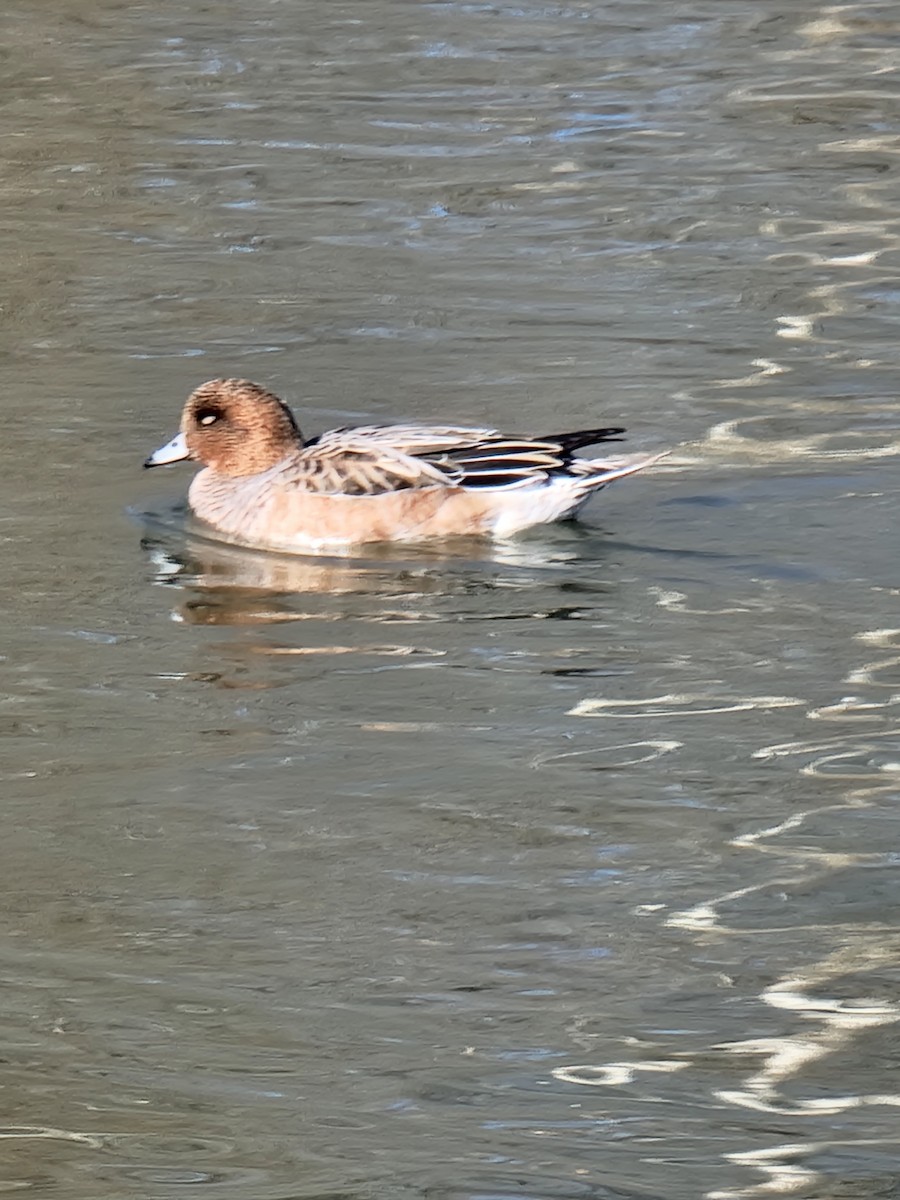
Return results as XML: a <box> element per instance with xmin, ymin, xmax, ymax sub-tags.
<box><xmin>144</xmin><ymin>378</ymin><xmax>662</xmax><ymax>552</ymax></box>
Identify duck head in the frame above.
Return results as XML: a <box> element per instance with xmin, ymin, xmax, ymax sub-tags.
<box><xmin>145</xmin><ymin>379</ymin><xmax>303</xmax><ymax>476</ymax></box>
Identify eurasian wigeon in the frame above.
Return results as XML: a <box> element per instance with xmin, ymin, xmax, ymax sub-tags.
<box><xmin>145</xmin><ymin>379</ymin><xmax>662</xmax><ymax>552</ymax></box>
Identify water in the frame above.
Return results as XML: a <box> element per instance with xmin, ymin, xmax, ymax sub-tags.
<box><xmin>3</xmin><ymin>1</ymin><xmax>900</xmax><ymax>1196</ymax></box>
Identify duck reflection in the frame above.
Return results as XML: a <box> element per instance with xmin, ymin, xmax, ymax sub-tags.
<box><xmin>139</xmin><ymin>509</ymin><xmax>598</xmax><ymax>629</ymax></box>
<box><xmin>144</xmin><ymin>536</ymin><xmax>446</xmax><ymax>626</ymax></box>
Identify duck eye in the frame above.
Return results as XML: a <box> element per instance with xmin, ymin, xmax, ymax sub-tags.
<box><xmin>197</xmin><ymin>408</ymin><xmax>221</xmax><ymax>427</ymax></box>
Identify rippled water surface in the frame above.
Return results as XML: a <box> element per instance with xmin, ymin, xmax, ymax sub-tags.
<box><xmin>4</xmin><ymin>2</ymin><xmax>900</xmax><ymax>1197</ymax></box>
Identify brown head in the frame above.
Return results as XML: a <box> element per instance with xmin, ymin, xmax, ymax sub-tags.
<box><xmin>182</xmin><ymin>379</ymin><xmax>304</xmax><ymax>475</ymax></box>
<box><xmin>145</xmin><ymin>379</ymin><xmax>303</xmax><ymax>476</ymax></box>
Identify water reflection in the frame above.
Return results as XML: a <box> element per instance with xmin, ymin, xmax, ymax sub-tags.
<box><xmin>137</xmin><ymin>497</ymin><xmax>635</xmax><ymax>625</ymax></box>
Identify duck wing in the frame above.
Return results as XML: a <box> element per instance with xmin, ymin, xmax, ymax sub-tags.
<box><xmin>288</xmin><ymin>424</ymin><xmax>629</xmax><ymax>495</ymax></box>
<box><xmin>327</xmin><ymin>423</ymin><xmax>503</xmax><ymax>455</ymax></box>
<box><xmin>284</xmin><ymin>427</ymin><xmax>460</xmax><ymax>496</ymax></box>
<box><xmin>423</xmin><ymin>426</ymin><xmax>627</xmax><ymax>489</ymax></box>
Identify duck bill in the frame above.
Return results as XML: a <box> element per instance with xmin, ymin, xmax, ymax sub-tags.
<box><xmin>144</xmin><ymin>432</ymin><xmax>190</xmax><ymax>468</ymax></box>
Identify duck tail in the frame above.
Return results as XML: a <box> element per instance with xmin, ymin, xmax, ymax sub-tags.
<box><xmin>546</xmin><ymin>451</ymin><xmax>666</xmax><ymax>522</ymax></box>
<box><xmin>574</xmin><ymin>450</ymin><xmax>669</xmax><ymax>491</ymax></box>
<box><xmin>539</xmin><ymin>427</ymin><xmax>626</xmax><ymax>453</ymax></box>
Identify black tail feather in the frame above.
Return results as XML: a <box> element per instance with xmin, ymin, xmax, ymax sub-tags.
<box><xmin>539</xmin><ymin>427</ymin><xmax>626</xmax><ymax>452</ymax></box>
